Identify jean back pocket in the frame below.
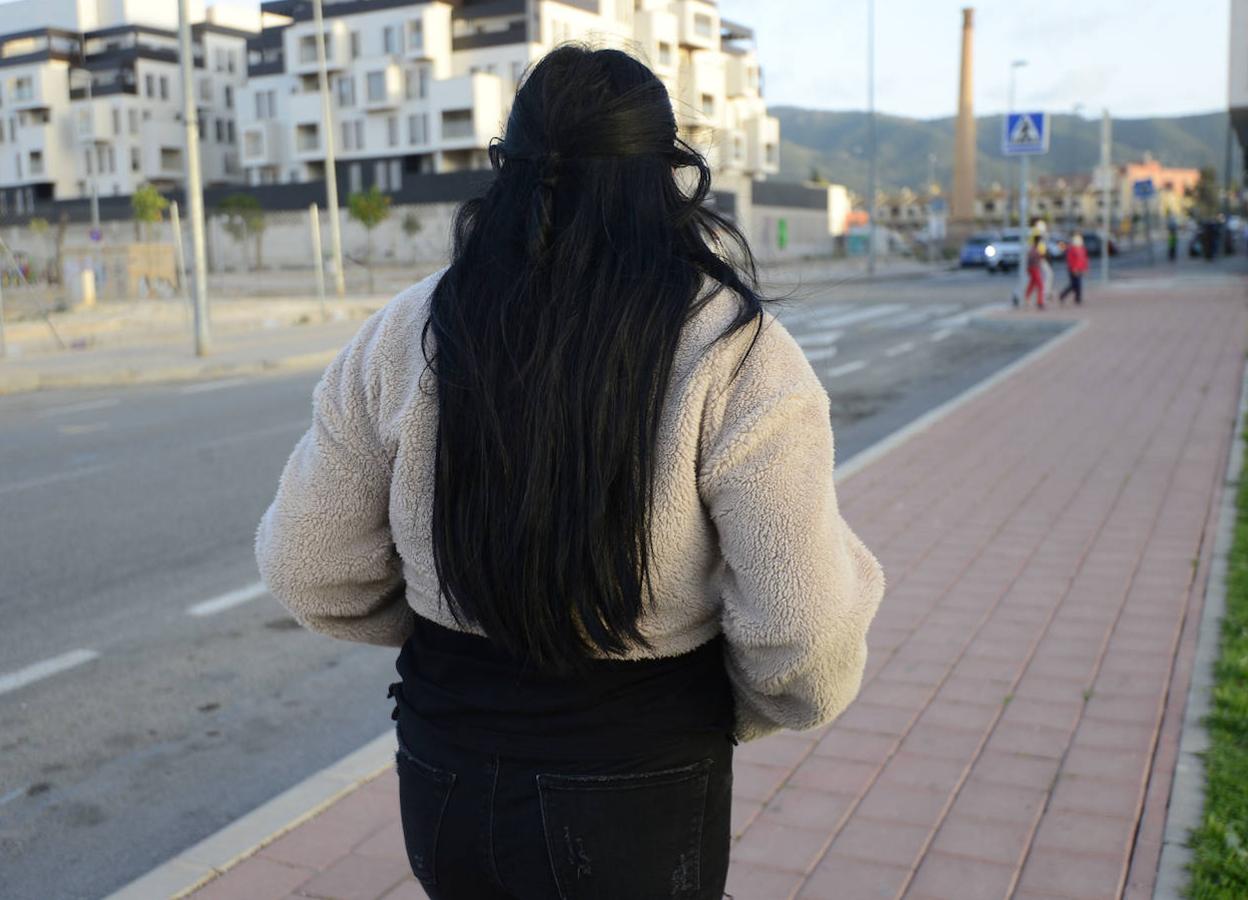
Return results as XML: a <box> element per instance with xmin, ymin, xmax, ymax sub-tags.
<box><xmin>395</xmin><ymin>740</ymin><xmax>455</xmax><ymax>885</ymax></box>
<box><xmin>536</xmin><ymin>758</ymin><xmax>711</xmax><ymax>900</ymax></box>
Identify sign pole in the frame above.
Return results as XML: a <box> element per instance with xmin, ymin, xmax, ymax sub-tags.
<box><xmin>1100</xmin><ymin>109</ymin><xmax>1111</xmax><ymax>283</ymax></box>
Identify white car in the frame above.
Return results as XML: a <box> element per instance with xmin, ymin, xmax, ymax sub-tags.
<box><xmin>985</xmin><ymin>229</ymin><xmax>1024</xmax><ymax>273</ymax></box>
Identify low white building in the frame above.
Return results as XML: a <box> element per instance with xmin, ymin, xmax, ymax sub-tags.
<box><xmin>0</xmin><ymin>0</ymin><xmax>257</xmax><ymax>216</ymax></box>
<box><xmin>236</xmin><ymin>0</ymin><xmax>779</xmax><ymax>192</ymax></box>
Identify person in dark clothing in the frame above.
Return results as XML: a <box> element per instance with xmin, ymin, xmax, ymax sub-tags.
<box><xmin>1060</xmin><ymin>233</ymin><xmax>1089</xmax><ymax>305</ymax></box>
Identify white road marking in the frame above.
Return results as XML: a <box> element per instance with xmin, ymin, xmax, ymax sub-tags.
<box><xmin>812</xmin><ymin>303</ymin><xmax>907</xmax><ymax>329</ymax></box>
<box><xmin>805</xmin><ymin>345</ymin><xmax>839</xmax><ymax>363</ymax></box>
<box><xmin>885</xmin><ymin>341</ymin><xmax>916</xmax><ymax>357</ymax></box>
<box><xmin>869</xmin><ymin>310</ymin><xmax>938</xmax><ymax>330</ymax></box>
<box><xmin>57</xmin><ymin>423</ymin><xmax>108</xmax><ymax>436</ymax></box>
<box><xmin>187</xmin><ymin>582</ymin><xmax>270</xmax><ymax>617</ymax></box>
<box><xmin>827</xmin><ymin>360</ymin><xmax>868</xmax><ymax>378</ymax></box>
<box><xmin>796</xmin><ymin>328</ymin><xmax>844</xmax><ymax>348</ymax></box>
<box><xmin>0</xmin><ymin>649</ymin><xmax>99</xmax><ymax>697</ymax></box>
<box><xmin>0</xmin><ymin>464</ymin><xmax>108</xmax><ymax>497</ymax></box>
<box><xmin>36</xmin><ymin>398</ymin><xmax>119</xmax><ymax>418</ymax></box>
<box><xmin>933</xmin><ymin>311</ymin><xmax>972</xmax><ymax>329</ymax></box>
<box><xmin>180</xmin><ymin>378</ymin><xmax>249</xmax><ymax>395</ymax></box>
<box><xmin>200</xmin><ymin>420</ymin><xmax>308</xmax><ymax>452</ymax></box>
<box><xmin>0</xmin><ymin>787</ymin><xmax>24</xmax><ymax>807</ymax></box>
<box><xmin>930</xmin><ymin>328</ymin><xmax>954</xmax><ymax>343</ymax></box>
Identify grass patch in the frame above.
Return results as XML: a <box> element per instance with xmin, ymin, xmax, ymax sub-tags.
<box><xmin>1186</xmin><ymin>437</ymin><xmax>1248</xmax><ymax>898</ymax></box>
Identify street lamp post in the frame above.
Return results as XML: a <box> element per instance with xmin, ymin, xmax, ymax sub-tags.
<box><xmin>1009</xmin><ymin>60</ymin><xmax>1027</xmax><ymax>304</ymax></box>
<box><xmin>177</xmin><ymin>0</ymin><xmax>210</xmax><ymax>356</ymax></box>
<box><xmin>866</xmin><ymin>0</ymin><xmax>877</xmax><ymax>278</ymax></box>
<box><xmin>313</xmin><ymin>0</ymin><xmax>346</xmax><ymax>298</ymax></box>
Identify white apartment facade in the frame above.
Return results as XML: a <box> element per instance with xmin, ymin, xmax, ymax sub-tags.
<box><xmin>0</xmin><ymin>0</ymin><xmax>257</xmax><ymax>216</ymax></box>
<box><xmin>237</xmin><ymin>0</ymin><xmax>779</xmax><ymax>192</ymax></box>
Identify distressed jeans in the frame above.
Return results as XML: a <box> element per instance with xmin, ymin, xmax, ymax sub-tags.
<box><xmin>395</xmin><ymin>716</ymin><xmax>734</xmax><ymax>900</ymax></box>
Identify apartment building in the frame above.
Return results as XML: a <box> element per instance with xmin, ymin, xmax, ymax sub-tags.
<box><xmin>237</xmin><ymin>0</ymin><xmax>779</xmax><ymax>191</ymax></box>
<box><xmin>0</xmin><ymin>0</ymin><xmax>257</xmax><ymax>215</ymax></box>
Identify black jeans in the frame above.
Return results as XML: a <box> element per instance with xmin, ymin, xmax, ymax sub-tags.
<box><xmin>396</xmin><ymin>718</ymin><xmax>734</xmax><ymax>899</ymax></box>
<box><xmin>1060</xmin><ymin>273</ymin><xmax>1083</xmax><ymax>304</ymax></box>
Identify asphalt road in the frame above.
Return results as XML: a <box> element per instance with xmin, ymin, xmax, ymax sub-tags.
<box><xmin>0</xmin><ymin>267</ymin><xmax>1066</xmax><ymax>899</ymax></box>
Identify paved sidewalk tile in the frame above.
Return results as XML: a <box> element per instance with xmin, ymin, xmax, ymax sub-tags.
<box><xmin>187</xmin><ymin>273</ymin><xmax>1248</xmax><ymax>899</ymax></box>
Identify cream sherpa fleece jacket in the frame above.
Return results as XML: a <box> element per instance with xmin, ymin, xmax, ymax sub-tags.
<box><xmin>256</xmin><ymin>270</ymin><xmax>884</xmax><ymax>742</ymax></box>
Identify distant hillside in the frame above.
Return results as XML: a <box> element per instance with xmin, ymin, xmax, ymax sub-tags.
<box><xmin>772</xmin><ymin>107</ymin><xmax>1242</xmax><ymax>197</ymax></box>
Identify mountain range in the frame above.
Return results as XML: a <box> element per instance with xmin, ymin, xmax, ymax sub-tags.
<box><xmin>772</xmin><ymin>108</ymin><xmax>1243</xmax><ymax>198</ymax></box>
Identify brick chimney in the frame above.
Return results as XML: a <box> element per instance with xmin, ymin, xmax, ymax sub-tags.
<box><xmin>952</xmin><ymin>7</ymin><xmax>977</xmax><ymax>223</ymax></box>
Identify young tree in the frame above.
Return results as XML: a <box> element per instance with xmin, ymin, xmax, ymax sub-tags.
<box><xmin>131</xmin><ymin>184</ymin><xmax>168</xmax><ymax>241</ymax></box>
<box><xmin>347</xmin><ymin>186</ymin><xmax>392</xmax><ymax>294</ymax></box>
<box><xmin>218</xmin><ymin>193</ymin><xmax>267</xmax><ymax>271</ymax></box>
<box><xmin>1189</xmin><ymin>166</ymin><xmax>1220</xmax><ymax>220</ymax></box>
<box><xmin>401</xmin><ymin>209</ymin><xmax>422</xmax><ymax>261</ymax></box>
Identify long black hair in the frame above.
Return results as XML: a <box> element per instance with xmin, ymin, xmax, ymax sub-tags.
<box><xmin>422</xmin><ymin>45</ymin><xmax>771</xmax><ymax>673</ymax></box>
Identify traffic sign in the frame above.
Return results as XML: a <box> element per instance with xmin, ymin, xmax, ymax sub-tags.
<box><xmin>1003</xmin><ymin>112</ymin><xmax>1050</xmax><ymax>155</ymax></box>
<box><xmin>1132</xmin><ymin>179</ymin><xmax>1156</xmax><ymax>200</ymax></box>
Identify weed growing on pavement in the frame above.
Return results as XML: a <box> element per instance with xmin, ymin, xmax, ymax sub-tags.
<box><xmin>1186</xmin><ymin>439</ymin><xmax>1248</xmax><ymax>898</ymax></box>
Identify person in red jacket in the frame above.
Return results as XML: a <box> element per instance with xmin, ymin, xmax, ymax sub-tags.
<box><xmin>1024</xmin><ymin>236</ymin><xmax>1046</xmax><ymax>309</ymax></box>
<box><xmin>1060</xmin><ymin>232</ymin><xmax>1089</xmax><ymax>305</ymax></box>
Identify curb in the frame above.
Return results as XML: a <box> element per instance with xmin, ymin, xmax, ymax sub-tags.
<box><xmin>115</xmin><ymin>309</ymin><xmax>1088</xmax><ymax>899</ymax></box>
<box><xmin>104</xmin><ymin>731</ymin><xmax>396</xmax><ymax>900</ymax></box>
<box><xmin>1152</xmin><ymin>358</ymin><xmax>1248</xmax><ymax>898</ymax></box>
<box><xmin>0</xmin><ymin>348</ymin><xmax>341</xmax><ymax>397</ymax></box>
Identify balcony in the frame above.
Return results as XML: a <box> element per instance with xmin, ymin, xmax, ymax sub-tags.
<box><xmin>744</xmin><ymin>114</ymin><xmax>780</xmax><ymax>175</ymax></box>
<box><xmin>430</xmin><ymin>73</ymin><xmax>503</xmax><ymax>149</ymax></box>
<box><xmin>73</xmin><ymin>105</ymin><xmax>112</xmax><ymax>143</ymax></box>
<box><xmin>241</xmin><ymin>121</ymin><xmax>283</xmax><ymax>165</ymax></box>
<box><xmin>288</xmin><ymin>20</ymin><xmax>348</xmax><ymax>76</ymax></box>
<box><xmin>676</xmin><ymin>0</ymin><xmax>718</xmax><ymax>50</ymax></box>
<box><xmin>363</xmin><ymin>64</ymin><xmax>403</xmax><ymax>111</ymax></box>
<box><xmin>293</xmin><ymin>122</ymin><xmax>322</xmax><ymax>159</ymax></box>
<box><xmin>407</xmin><ymin>3</ymin><xmax>452</xmax><ymax>62</ymax></box>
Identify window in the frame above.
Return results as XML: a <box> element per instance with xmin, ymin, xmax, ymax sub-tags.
<box><xmin>382</xmin><ymin>25</ymin><xmax>399</xmax><ymax>54</ymax></box>
<box><xmin>407</xmin><ymin>112</ymin><xmax>427</xmax><ymax>145</ymax></box>
<box><xmin>131</xmin><ymin>147</ymin><xmax>140</xmax><ymax>171</ymax></box>
<box><xmin>227</xmin><ymin>49</ymin><xmax>235</xmax><ymax>73</ymax></box>
<box><xmin>145</xmin><ymin>73</ymin><xmax>155</xmax><ymax>96</ymax></box>
<box><xmin>160</xmin><ymin>147</ymin><xmax>182</xmax><ymax>171</ymax></box>
<box><xmin>657</xmin><ymin>41</ymin><xmax>673</xmax><ymax>67</ymax></box>
<box><xmin>13</xmin><ymin>76</ymin><xmax>32</xmax><ymax>101</ymax></box>
<box><xmin>348</xmin><ymin>162</ymin><xmax>362</xmax><ymax>193</ymax></box>
<box><xmin>84</xmin><ymin>148</ymin><xmax>93</xmax><ymax>174</ymax></box>
<box><xmin>29</xmin><ymin>149</ymin><xmax>42</xmax><ymax>175</ymax></box>
<box><xmin>224</xmin><ymin>85</ymin><xmax>233</xmax><ymax>109</ymax></box>
<box><xmin>407</xmin><ymin>19</ymin><xmax>423</xmax><ymax>52</ymax></box>
<box><xmin>128</xmin><ymin>108</ymin><xmax>138</xmax><ymax>134</ymax></box>
<box><xmin>159</xmin><ymin>76</ymin><xmax>169</xmax><ymax>100</ymax></box>
<box><xmin>386</xmin><ymin>115</ymin><xmax>398</xmax><ymax>147</ymax></box>
<box><xmin>355</xmin><ymin>120</ymin><xmax>364</xmax><ymax>149</ymax></box>
<box><xmin>390</xmin><ymin>159</ymin><xmax>401</xmax><ymax>190</ymax></box>
<box><xmin>405</xmin><ymin>67</ymin><xmax>428</xmax><ymax>100</ymax></box>
<box><xmin>216</xmin><ymin>119</ymin><xmax>225</xmax><ymax>142</ymax></box>
<box><xmin>694</xmin><ymin>13</ymin><xmax>713</xmax><ymax>37</ymax></box>
<box><xmin>350</xmin><ymin>31</ymin><xmax>360</xmax><ymax>59</ymax></box>
<box><xmin>111</xmin><ymin>108</ymin><xmax>120</xmax><ymax>135</ymax></box>
<box><xmin>375</xmin><ymin>159</ymin><xmax>388</xmax><ymax>191</ymax></box>
<box><xmin>335</xmin><ymin>76</ymin><xmax>355</xmax><ymax>107</ymax></box>
<box><xmin>700</xmin><ymin>93</ymin><xmax>714</xmax><ymax>116</ymax></box>
<box><xmin>510</xmin><ymin>61</ymin><xmax>523</xmax><ymax>84</ymax></box>
<box><xmin>367</xmin><ymin>71</ymin><xmax>386</xmax><ymax>103</ymax></box>
<box><xmin>200</xmin><ymin>78</ymin><xmax>213</xmax><ymax>103</ymax></box>
<box><xmin>244</xmin><ymin>130</ymin><xmax>262</xmax><ymax>158</ymax></box>
<box><xmin>255</xmin><ymin>90</ymin><xmax>276</xmax><ymax>120</ymax></box>
<box><xmin>299</xmin><ymin>35</ymin><xmax>317</xmax><ymax>64</ymax></box>
<box><xmin>296</xmin><ymin>122</ymin><xmax>318</xmax><ymax>151</ymax></box>
<box><xmin>227</xmin><ymin>121</ymin><xmax>235</xmax><ymax>143</ymax></box>
<box><xmin>441</xmin><ymin>109</ymin><xmax>472</xmax><ymax>140</ymax></box>
<box><xmin>341</xmin><ymin>120</ymin><xmax>352</xmax><ymax>149</ymax></box>
<box><xmin>764</xmin><ymin>143</ymin><xmax>777</xmax><ymax>165</ymax></box>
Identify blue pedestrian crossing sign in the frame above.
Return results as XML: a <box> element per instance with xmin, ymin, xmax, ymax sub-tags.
<box><xmin>1003</xmin><ymin>112</ymin><xmax>1050</xmax><ymax>155</ymax></box>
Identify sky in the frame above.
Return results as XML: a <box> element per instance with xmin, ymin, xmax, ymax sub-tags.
<box><xmin>2</xmin><ymin>0</ymin><xmax>1228</xmax><ymax>120</ymax></box>
<box><xmin>718</xmin><ymin>0</ymin><xmax>1231</xmax><ymax>120</ymax></box>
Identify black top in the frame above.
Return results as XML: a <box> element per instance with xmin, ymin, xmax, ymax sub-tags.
<box><xmin>392</xmin><ymin>613</ymin><xmax>736</xmax><ymax>759</ymax></box>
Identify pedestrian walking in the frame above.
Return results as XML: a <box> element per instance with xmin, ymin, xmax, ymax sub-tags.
<box><xmin>255</xmin><ymin>46</ymin><xmax>884</xmax><ymax>900</ymax></box>
<box><xmin>1024</xmin><ymin>235</ymin><xmax>1046</xmax><ymax>309</ymax></box>
<box><xmin>1060</xmin><ymin>232</ymin><xmax>1089</xmax><ymax>305</ymax></box>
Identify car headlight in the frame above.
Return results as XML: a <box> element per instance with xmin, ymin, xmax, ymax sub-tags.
<box><xmin>984</xmin><ymin>246</ymin><xmax>997</xmax><ymax>258</ymax></box>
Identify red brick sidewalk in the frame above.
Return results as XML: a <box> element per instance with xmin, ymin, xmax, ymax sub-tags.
<box><xmin>187</xmin><ymin>273</ymin><xmax>1248</xmax><ymax>900</ymax></box>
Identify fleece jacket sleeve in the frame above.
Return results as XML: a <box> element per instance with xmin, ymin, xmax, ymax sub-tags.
<box><xmin>255</xmin><ymin>308</ymin><xmax>414</xmax><ymax>647</ymax></box>
<box><xmin>700</xmin><ymin>315</ymin><xmax>885</xmax><ymax>743</ymax></box>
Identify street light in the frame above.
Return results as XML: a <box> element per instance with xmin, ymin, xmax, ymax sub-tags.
<box><xmin>1007</xmin><ymin>60</ymin><xmax>1027</xmax><ymax>230</ymax></box>
<box><xmin>866</xmin><ymin>0</ymin><xmax>877</xmax><ymax>277</ymax></box>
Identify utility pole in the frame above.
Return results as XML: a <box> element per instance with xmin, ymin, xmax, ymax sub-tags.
<box><xmin>866</xmin><ymin>0</ymin><xmax>877</xmax><ymax>277</ymax></box>
<box><xmin>313</xmin><ymin>0</ymin><xmax>346</xmax><ymax>298</ymax></box>
<box><xmin>309</xmin><ymin>202</ymin><xmax>327</xmax><ymax>321</ymax></box>
<box><xmin>1100</xmin><ymin>109</ymin><xmax>1111</xmax><ymax>283</ymax></box>
<box><xmin>177</xmin><ymin>0</ymin><xmax>210</xmax><ymax>355</ymax></box>
<box><xmin>1009</xmin><ymin>60</ymin><xmax>1027</xmax><ymax>304</ymax></box>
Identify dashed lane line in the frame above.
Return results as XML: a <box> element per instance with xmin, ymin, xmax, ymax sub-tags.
<box><xmin>826</xmin><ymin>360</ymin><xmax>868</xmax><ymax>378</ymax></box>
<box><xmin>885</xmin><ymin>342</ymin><xmax>916</xmax><ymax>358</ymax></box>
<box><xmin>180</xmin><ymin>378</ymin><xmax>250</xmax><ymax>395</ymax></box>
<box><xmin>35</xmin><ymin>398</ymin><xmax>120</xmax><ymax>418</ymax></box>
<box><xmin>931</xmin><ymin>329</ymin><xmax>954</xmax><ymax>343</ymax></box>
<box><xmin>795</xmin><ymin>328</ymin><xmax>844</xmax><ymax>349</ymax></box>
<box><xmin>0</xmin><ymin>649</ymin><xmax>99</xmax><ymax>697</ymax></box>
<box><xmin>187</xmin><ymin>582</ymin><xmax>270</xmax><ymax>617</ymax></box>
<box><xmin>805</xmin><ymin>345</ymin><xmax>839</xmax><ymax>363</ymax></box>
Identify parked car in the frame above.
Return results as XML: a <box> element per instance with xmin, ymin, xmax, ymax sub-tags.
<box><xmin>1045</xmin><ymin>233</ymin><xmax>1068</xmax><ymax>262</ymax></box>
<box><xmin>1079</xmin><ymin>232</ymin><xmax>1116</xmax><ymax>258</ymax></box>
<box><xmin>985</xmin><ymin>229</ymin><xmax>1024</xmax><ymax>273</ymax></box>
<box><xmin>959</xmin><ymin>232</ymin><xmax>999</xmax><ymax>268</ymax></box>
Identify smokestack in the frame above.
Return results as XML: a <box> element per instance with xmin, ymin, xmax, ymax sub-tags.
<box><xmin>952</xmin><ymin>7</ymin><xmax>977</xmax><ymax>223</ymax></box>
